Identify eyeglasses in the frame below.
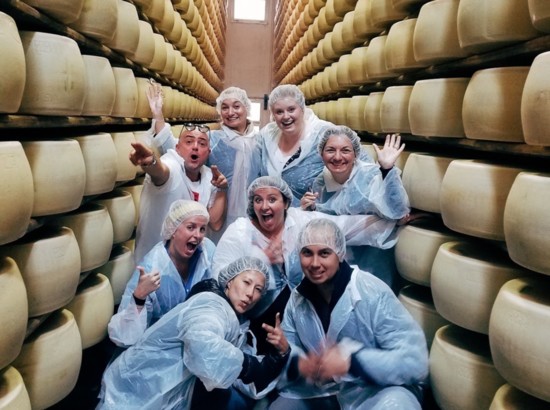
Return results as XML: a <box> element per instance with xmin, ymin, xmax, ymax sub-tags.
<box><xmin>183</xmin><ymin>123</ymin><xmax>210</xmax><ymax>133</ymax></box>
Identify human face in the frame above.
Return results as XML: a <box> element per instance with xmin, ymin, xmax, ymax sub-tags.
<box><xmin>176</xmin><ymin>130</ymin><xmax>210</xmax><ymax>176</ymax></box>
<box><xmin>225</xmin><ymin>270</ymin><xmax>266</xmax><ymax>314</ymax></box>
<box><xmin>220</xmin><ymin>98</ymin><xmax>248</xmax><ymax>133</ymax></box>
<box><xmin>322</xmin><ymin>134</ymin><xmax>356</xmax><ymax>183</ymax></box>
<box><xmin>300</xmin><ymin>244</ymin><xmax>340</xmax><ymax>285</ymax></box>
<box><xmin>271</xmin><ymin>97</ymin><xmax>305</xmax><ymax>137</ymax></box>
<box><xmin>167</xmin><ymin>215</ymin><xmax>208</xmax><ymax>260</ymax></box>
<box><xmin>252</xmin><ymin>188</ymin><xmax>288</xmax><ymax>235</ymax></box>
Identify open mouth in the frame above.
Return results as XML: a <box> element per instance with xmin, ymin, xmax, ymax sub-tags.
<box><xmin>190</xmin><ymin>154</ymin><xmax>199</xmax><ymax>161</ymax></box>
<box><xmin>186</xmin><ymin>242</ymin><xmax>198</xmax><ymax>252</ymax></box>
<box><xmin>261</xmin><ymin>214</ymin><xmax>274</xmax><ymax>223</ymax></box>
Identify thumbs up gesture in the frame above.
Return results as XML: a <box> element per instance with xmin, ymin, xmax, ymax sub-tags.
<box><xmin>132</xmin><ymin>266</ymin><xmax>161</xmax><ymax>300</ymax></box>
<box><xmin>262</xmin><ymin>312</ymin><xmax>289</xmax><ymax>355</ymax></box>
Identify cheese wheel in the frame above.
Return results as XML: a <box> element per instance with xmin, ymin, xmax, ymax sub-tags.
<box><xmin>142</xmin><ymin>0</ymin><xmax>166</xmax><ymax>23</ymax></box>
<box><xmin>521</xmin><ymin>51</ymin><xmax>550</xmax><ymax>146</ymax></box>
<box><xmin>0</xmin><ymin>367</ymin><xmax>31</xmax><ymax>410</ymax></box>
<box><xmin>159</xmin><ymin>43</ymin><xmax>177</xmax><ymax>78</ymax></box>
<box><xmin>409</xmin><ymin>77</ymin><xmax>469</xmax><ymax>138</ymax></box>
<box><xmin>380</xmin><ymin>85</ymin><xmax>413</xmax><ymax>133</ymax></box>
<box><xmin>21</xmin><ymin>0</ymin><xmax>84</xmax><ymax>24</ymax></box>
<box><xmin>348</xmin><ymin>46</ymin><xmax>371</xmax><ymax>86</ymax></box>
<box><xmin>0</xmin><ymin>141</ymin><xmax>34</xmax><ymax>245</ymax></box>
<box><xmin>365</xmin><ymin>36</ymin><xmax>399</xmax><ymax>82</ymax></box>
<box><xmin>148</xmin><ymin>34</ymin><xmax>169</xmax><ymax>72</ymax></box>
<box><xmin>334</xmin><ymin>98</ymin><xmax>352</xmax><ymax>125</ymax></box>
<box><xmin>440</xmin><ymin>160</ymin><xmax>524</xmax><ymax>241</ymax></box>
<box><xmin>112</xmin><ymin>132</ymin><xmax>137</xmax><ymax>182</ymax></box>
<box><xmin>504</xmin><ymin>172</ymin><xmax>550</xmax><ymax>275</ymax></box>
<box><xmin>370</xmin><ymin>0</ymin><xmax>408</xmax><ymax>31</ymax></box>
<box><xmin>489</xmin><ymin>277</ymin><xmax>550</xmax><ymax>402</ymax></box>
<box><xmin>65</xmin><ymin>273</ymin><xmax>114</xmax><ymax>349</ymax></box>
<box><xmin>353</xmin><ymin>0</ymin><xmax>380</xmax><ymax>41</ymax></box>
<box><xmin>0</xmin><ymin>13</ymin><xmax>26</xmax><ymax>114</ymax></box>
<box><xmin>364</xmin><ymin>91</ymin><xmax>384</xmax><ymax>134</ymax></box>
<box><xmin>490</xmin><ymin>383</ymin><xmax>550</xmax><ymax>410</ymax></box>
<box><xmin>129</xmin><ymin>21</ymin><xmax>155</xmax><ymax>67</ymax></box>
<box><xmin>402</xmin><ymin>153</ymin><xmax>455</xmax><ymax>213</ymax></box>
<box><xmin>457</xmin><ymin>0</ymin><xmax>539</xmax><ymax>54</ymax></box>
<box><xmin>22</xmin><ymin>139</ymin><xmax>86</xmax><ymax>217</ymax></box>
<box><xmin>167</xmin><ymin>12</ymin><xmax>184</xmax><ymax>44</ymax></box>
<box><xmin>413</xmin><ymin>0</ymin><xmax>469</xmax><ymax>65</ymax></box>
<box><xmin>134</xmin><ymin>77</ymin><xmax>154</xmax><ymax>119</ymax></box>
<box><xmin>529</xmin><ymin>0</ymin><xmax>550</xmax><ymax>32</ymax></box>
<box><xmin>93</xmin><ymin>190</ymin><xmax>136</xmax><ymax>245</ymax></box>
<box><xmin>12</xmin><ymin>309</ymin><xmax>82</xmax><ymax>410</ymax></box>
<box><xmin>81</xmin><ymin>55</ymin><xmax>116</xmax><ymax>116</ymax></box>
<box><xmin>69</xmin><ymin>0</ymin><xmax>118</xmax><ymax>43</ymax></box>
<box><xmin>391</xmin><ymin>0</ymin><xmax>428</xmax><ymax>11</ymax></box>
<box><xmin>111</xmin><ymin>67</ymin><xmax>138</xmax><ymax>118</ymax></box>
<box><xmin>92</xmin><ymin>246</ymin><xmax>134</xmax><ymax>305</ymax></box>
<box><xmin>0</xmin><ymin>227</ymin><xmax>81</xmax><ymax>317</ymax></box>
<box><xmin>385</xmin><ymin>19</ymin><xmax>426</xmax><ymax>73</ymax></box>
<box><xmin>431</xmin><ymin>240</ymin><xmax>529</xmax><ymax>334</ymax></box>
<box><xmin>361</xmin><ymin>143</ymin><xmax>378</xmax><ymax>163</ymax></box>
<box><xmin>463</xmin><ymin>67</ymin><xmax>529</xmax><ymax>142</ymax></box>
<box><xmin>18</xmin><ymin>31</ymin><xmax>85</xmax><ymax>116</ymax></box>
<box><xmin>341</xmin><ymin>11</ymin><xmax>363</xmax><ymax>49</ymax></box>
<box><xmin>156</xmin><ymin>0</ymin><xmax>176</xmax><ymax>35</ymax></box>
<box><xmin>430</xmin><ymin>325</ymin><xmax>506</xmax><ymax>410</ymax></box>
<box><xmin>398</xmin><ymin>284</ymin><xmax>450</xmax><ymax>347</ymax></box>
<box><xmin>346</xmin><ymin>95</ymin><xmax>369</xmax><ymax>131</ymax></box>
<box><xmin>335</xmin><ymin>54</ymin><xmax>353</xmax><ymax>90</ymax></box>
<box><xmin>105</xmin><ymin>0</ymin><xmax>140</xmax><ymax>56</ymax></box>
<box><xmin>122</xmin><ymin>238</ymin><xmax>135</xmax><ymax>253</ymax></box>
<box><xmin>0</xmin><ymin>258</ymin><xmax>28</xmax><ymax>370</ymax></box>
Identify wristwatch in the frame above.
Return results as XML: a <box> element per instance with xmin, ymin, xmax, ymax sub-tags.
<box><xmin>143</xmin><ymin>154</ymin><xmax>157</xmax><ymax>167</ymax></box>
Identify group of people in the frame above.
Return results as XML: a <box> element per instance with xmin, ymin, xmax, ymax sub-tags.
<box><xmin>96</xmin><ymin>82</ymin><xmax>429</xmax><ymax>410</ymax></box>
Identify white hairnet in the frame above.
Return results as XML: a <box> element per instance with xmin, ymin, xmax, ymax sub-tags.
<box><xmin>318</xmin><ymin>125</ymin><xmax>361</xmax><ymax>157</ymax></box>
<box><xmin>268</xmin><ymin>84</ymin><xmax>305</xmax><ymax>111</ymax></box>
<box><xmin>218</xmin><ymin>256</ymin><xmax>270</xmax><ymax>294</ymax></box>
<box><xmin>246</xmin><ymin>176</ymin><xmax>294</xmax><ymax>218</ymax></box>
<box><xmin>216</xmin><ymin>86</ymin><xmax>252</xmax><ymax>116</ymax></box>
<box><xmin>297</xmin><ymin>218</ymin><xmax>347</xmax><ymax>261</ymax></box>
<box><xmin>161</xmin><ymin>200</ymin><xmax>209</xmax><ymax>240</ymax></box>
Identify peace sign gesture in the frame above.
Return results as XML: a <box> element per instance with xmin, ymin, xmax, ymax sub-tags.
<box><xmin>262</xmin><ymin>312</ymin><xmax>289</xmax><ymax>356</ymax></box>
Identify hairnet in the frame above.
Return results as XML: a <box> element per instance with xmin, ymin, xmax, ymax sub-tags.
<box><xmin>161</xmin><ymin>200</ymin><xmax>209</xmax><ymax>240</ymax></box>
<box><xmin>297</xmin><ymin>218</ymin><xmax>347</xmax><ymax>261</ymax></box>
<box><xmin>218</xmin><ymin>256</ymin><xmax>270</xmax><ymax>294</ymax></box>
<box><xmin>246</xmin><ymin>176</ymin><xmax>294</xmax><ymax>218</ymax></box>
<box><xmin>268</xmin><ymin>84</ymin><xmax>306</xmax><ymax>111</ymax></box>
<box><xmin>318</xmin><ymin>125</ymin><xmax>361</xmax><ymax>157</ymax></box>
<box><xmin>215</xmin><ymin>86</ymin><xmax>252</xmax><ymax>116</ymax></box>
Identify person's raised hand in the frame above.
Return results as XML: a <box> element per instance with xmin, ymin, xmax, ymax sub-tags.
<box><xmin>146</xmin><ymin>80</ymin><xmax>164</xmax><ymax>118</ymax></box>
<box><xmin>262</xmin><ymin>312</ymin><xmax>290</xmax><ymax>355</ymax></box>
<box><xmin>129</xmin><ymin>142</ymin><xmax>155</xmax><ymax>167</ymax></box>
<box><xmin>373</xmin><ymin>133</ymin><xmax>405</xmax><ymax>170</ymax></box>
<box><xmin>132</xmin><ymin>266</ymin><xmax>161</xmax><ymax>300</ymax></box>
<box><xmin>300</xmin><ymin>191</ymin><xmax>318</xmax><ymax>211</ymax></box>
<box><xmin>210</xmin><ymin>165</ymin><xmax>228</xmax><ymax>191</ymax></box>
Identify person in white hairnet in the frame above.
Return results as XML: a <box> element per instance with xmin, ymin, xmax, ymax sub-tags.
<box><xmin>147</xmin><ymin>85</ymin><xmax>262</xmax><ymax>242</ymax></box>
<box><xmin>98</xmin><ymin>257</ymin><xmax>290</xmax><ymax>410</ymax></box>
<box><xmin>258</xmin><ymin>85</ymin><xmax>373</xmax><ymax>206</ymax></box>
<box><xmin>269</xmin><ymin>219</ymin><xmax>428</xmax><ymax>410</ymax></box>
<box><xmin>108</xmin><ymin>200</ymin><xmax>215</xmax><ymax>348</ymax></box>
<box><xmin>300</xmin><ymin>126</ymin><xmax>411</xmax><ymax>290</ymax></box>
<box><xmin>213</xmin><ymin>176</ymin><xmax>397</xmax><ymax>354</ymax></box>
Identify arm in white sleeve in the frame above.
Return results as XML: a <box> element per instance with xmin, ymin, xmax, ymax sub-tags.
<box><xmin>150</xmin><ymin>120</ymin><xmax>177</xmax><ymax>155</ymax></box>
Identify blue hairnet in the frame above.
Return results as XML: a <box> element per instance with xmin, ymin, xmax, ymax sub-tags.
<box><xmin>318</xmin><ymin>125</ymin><xmax>361</xmax><ymax>157</ymax></box>
<box><xmin>246</xmin><ymin>176</ymin><xmax>294</xmax><ymax>218</ymax></box>
<box><xmin>268</xmin><ymin>84</ymin><xmax>306</xmax><ymax>111</ymax></box>
<box><xmin>297</xmin><ymin>218</ymin><xmax>347</xmax><ymax>261</ymax></box>
<box><xmin>161</xmin><ymin>200</ymin><xmax>209</xmax><ymax>240</ymax></box>
<box><xmin>217</xmin><ymin>256</ymin><xmax>270</xmax><ymax>294</ymax></box>
<box><xmin>216</xmin><ymin>87</ymin><xmax>252</xmax><ymax>116</ymax></box>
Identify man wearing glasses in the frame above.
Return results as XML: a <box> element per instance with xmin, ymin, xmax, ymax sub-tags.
<box><xmin>130</xmin><ymin>121</ymin><xmax>228</xmax><ymax>264</ymax></box>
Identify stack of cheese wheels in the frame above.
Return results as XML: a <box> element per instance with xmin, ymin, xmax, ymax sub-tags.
<box><xmin>346</xmin><ymin>95</ymin><xmax>369</xmax><ymax>131</ymax></box>
<box><xmin>408</xmin><ymin>78</ymin><xmax>469</xmax><ymax>138</ymax></box>
<box><xmin>504</xmin><ymin>172</ymin><xmax>550</xmax><ymax>275</ymax></box>
<box><xmin>430</xmin><ymin>325</ymin><xmax>506</xmax><ymax>409</ymax></box>
<box><xmin>0</xmin><ymin>258</ymin><xmax>28</xmax><ymax>369</ymax></box>
<box><xmin>93</xmin><ymin>190</ymin><xmax>136</xmax><ymax>245</ymax></box>
<box><xmin>398</xmin><ymin>284</ymin><xmax>450</xmax><ymax>347</ymax></box>
<box><xmin>348</xmin><ymin>47</ymin><xmax>370</xmax><ymax>87</ymax></box>
<box><xmin>92</xmin><ymin>245</ymin><xmax>134</xmax><ymax>305</ymax></box>
<box><xmin>365</xmin><ymin>36</ymin><xmax>399</xmax><ymax>82</ymax></box>
<box><xmin>380</xmin><ymin>85</ymin><xmax>413</xmax><ymax>133</ymax></box>
<box><xmin>364</xmin><ymin>92</ymin><xmax>385</xmax><ymax>134</ymax></box>
<box><xmin>51</xmin><ymin>203</ymin><xmax>114</xmax><ymax>273</ymax></box>
<box><xmin>73</xmin><ymin>133</ymin><xmax>118</xmax><ymax>196</ymax></box>
<box><xmin>385</xmin><ymin>19</ymin><xmax>426</xmax><ymax>73</ymax></box>
<box><xmin>395</xmin><ymin>220</ymin><xmax>462</xmax><ymax>286</ymax></box>
<box><xmin>0</xmin><ymin>142</ymin><xmax>34</xmax><ymax>245</ymax></box>
<box><xmin>402</xmin><ymin>153</ymin><xmax>456</xmax><ymax>213</ymax></box>
<box><xmin>463</xmin><ymin>67</ymin><xmax>529</xmax><ymax>142</ymax></box>
<box><xmin>431</xmin><ymin>240</ymin><xmax>529</xmax><ymax>335</ymax></box>
<box><xmin>111</xmin><ymin>132</ymin><xmax>138</xmax><ymax>182</ymax></box>
<box><xmin>0</xmin><ymin>227</ymin><xmax>81</xmax><ymax>317</ymax></box>
<box><xmin>21</xmin><ymin>0</ymin><xmax>84</xmax><ymax>24</ymax></box>
<box><xmin>489</xmin><ymin>277</ymin><xmax>550</xmax><ymax>402</ymax></box>
<box><xmin>13</xmin><ymin>309</ymin><xmax>82</xmax><ymax>409</ymax></box>
<box><xmin>22</xmin><ymin>139</ymin><xmax>86</xmax><ymax>217</ymax></box>
<box><xmin>521</xmin><ymin>51</ymin><xmax>550</xmax><ymax>145</ymax></box>
<box><xmin>490</xmin><ymin>383</ymin><xmax>550</xmax><ymax>409</ymax></box>
<box><xmin>65</xmin><ymin>273</ymin><xmax>114</xmax><ymax>349</ymax></box>
<box><xmin>18</xmin><ymin>31</ymin><xmax>86</xmax><ymax>116</ymax></box>
<box><xmin>440</xmin><ymin>160</ymin><xmax>524</xmax><ymax>241</ymax></box>
<box><xmin>111</xmin><ymin>68</ymin><xmax>138</xmax><ymax>118</ymax></box>
<box><xmin>0</xmin><ymin>13</ymin><xmax>26</xmax><ymax>114</ymax></box>
<box><xmin>413</xmin><ymin>0</ymin><xmax>469</xmax><ymax>65</ymax></box>
<box><xmin>69</xmin><ymin>0</ymin><xmax>117</xmax><ymax>43</ymax></box>
<box><xmin>529</xmin><ymin>0</ymin><xmax>550</xmax><ymax>32</ymax></box>
<box><xmin>105</xmin><ymin>0</ymin><xmax>140</xmax><ymax>56</ymax></box>
<box><xmin>0</xmin><ymin>367</ymin><xmax>31</xmax><ymax>410</ymax></box>
<box><xmin>457</xmin><ymin>0</ymin><xmax>540</xmax><ymax>54</ymax></box>
<box><xmin>81</xmin><ymin>55</ymin><xmax>116</xmax><ymax>116</ymax></box>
